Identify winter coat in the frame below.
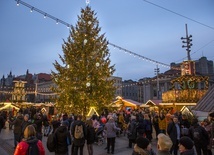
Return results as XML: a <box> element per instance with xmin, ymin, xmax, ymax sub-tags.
<box><xmin>189</xmin><ymin>124</ymin><xmax>209</xmax><ymax>147</ymax></box>
<box><xmin>180</xmin><ymin>149</ymin><xmax>195</xmax><ymax>155</ymax></box>
<box><xmin>180</xmin><ymin>119</ymin><xmax>190</xmax><ymax>128</ymax></box>
<box><xmin>51</xmin><ymin>120</ymin><xmax>61</xmax><ymax>133</ymax></box>
<box><xmin>144</xmin><ymin>119</ymin><xmax>152</xmax><ymax>132</ymax></box>
<box><xmin>132</xmin><ymin>144</ymin><xmax>151</xmax><ymax>155</ymax></box>
<box><xmin>158</xmin><ymin>116</ymin><xmax>167</xmax><ymax>131</ymax></box>
<box><xmin>104</xmin><ymin>119</ymin><xmax>120</xmax><ymax>138</ymax></box>
<box><xmin>128</xmin><ymin>119</ymin><xmax>138</xmax><ymax>140</ymax></box>
<box><xmin>55</xmin><ymin>125</ymin><xmax>71</xmax><ymax>154</ymax></box>
<box><xmin>86</xmin><ymin>125</ymin><xmax>95</xmax><ymax>144</ymax></box>
<box><xmin>167</xmin><ymin>122</ymin><xmax>180</xmax><ymax>144</ymax></box>
<box><xmin>71</xmin><ymin>120</ymin><xmax>87</xmax><ymax>146</ymax></box>
<box><xmin>14</xmin><ymin>137</ymin><xmax>45</xmax><ymax>155</ymax></box>
<box><xmin>204</xmin><ymin>123</ymin><xmax>212</xmax><ymax>150</ymax></box>
<box><xmin>152</xmin><ymin>117</ymin><xmax>159</xmax><ymax>131</ymax></box>
<box><xmin>137</xmin><ymin>118</ymin><xmax>146</xmax><ymax>136</ymax></box>
<box><xmin>9</xmin><ymin>115</ymin><xmax>23</xmax><ymax>134</ymax></box>
<box><xmin>157</xmin><ymin>150</ymin><xmax>171</xmax><ymax>155</ymax></box>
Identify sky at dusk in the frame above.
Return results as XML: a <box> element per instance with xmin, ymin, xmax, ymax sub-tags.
<box><xmin>0</xmin><ymin>0</ymin><xmax>214</xmax><ymax>80</ymax></box>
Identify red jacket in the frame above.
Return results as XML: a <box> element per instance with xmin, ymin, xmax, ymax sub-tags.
<box><xmin>14</xmin><ymin>140</ymin><xmax>45</xmax><ymax>155</ymax></box>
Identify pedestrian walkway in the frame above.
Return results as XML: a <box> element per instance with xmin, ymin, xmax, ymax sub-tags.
<box><xmin>0</xmin><ymin>123</ymin><xmax>158</xmax><ymax>155</ymax></box>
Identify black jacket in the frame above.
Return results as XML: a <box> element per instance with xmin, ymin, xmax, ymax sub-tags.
<box><xmin>86</xmin><ymin>125</ymin><xmax>95</xmax><ymax>144</ymax></box>
<box><xmin>189</xmin><ymin>124</ymin><xmax>209</xmax><ymax>147</ymax></box>
<box><xmin>71</xmin><ymin>120</ymin><xmax>87</xmax><ymax>146</ymax></box>
<box><xmin>55</xmin><ymin>125</ymin><xmax>71</xmax><ymax>154</ymax></box>
<box><xmin>180</xmin><ymin>149</ymin><xmax>195</xmax><ymax>155</ymax></box>
<box><xmin>167</xmin><ymin>122</ymin><xmax>180</xmax><ymax>144</ymax></box>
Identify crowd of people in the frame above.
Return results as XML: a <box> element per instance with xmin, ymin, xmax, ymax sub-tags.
<box><xmin>0</xmin><ymin>106</ymin><xmax>214</xmax><ymax>155</ymax></box>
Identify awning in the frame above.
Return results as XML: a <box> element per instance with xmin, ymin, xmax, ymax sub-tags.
<box><xmin>193</xmin><ymin>85</ymin><xmax>214</xmax><ymax>112</ymax></box>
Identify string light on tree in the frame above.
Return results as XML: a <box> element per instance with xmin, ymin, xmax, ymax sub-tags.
<box><xmin>14</xmin><ymin>0</ymin><xmax>184</xmax><ymax>74</ymax></box>
<box><xmin>96</xmin><ymin>62</ymin><xmax>100</xmax><ymax>67</ymax></box>
<box><xmin>86</xmin><ymin>82</ymin><xmax>91</xmax><ymax>87</ymax></box>
<box><xmin>84</xmin><ymin>39</ymin><xmax>88</xmax><ymax>45</ymax></box>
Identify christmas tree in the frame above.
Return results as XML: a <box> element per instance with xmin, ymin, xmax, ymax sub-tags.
<box><xmin>52</xmin><ymin>6</ymin><xmax>116</xmax><ymax>116</ymax></box>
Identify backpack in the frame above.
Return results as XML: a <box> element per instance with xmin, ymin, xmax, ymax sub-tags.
<box><xmin>74</xmin><ymin>124</ymin><xmax>84</xmax><ymax>139</ymax></box>
<box><xmin>193</xmin><ymin>127</ymin><xmax>202</xmax><ymax>142</ymax></box>
<box><xmin>27</xmin><ymin>140</ymin><xmax>39</xmax><ymax>155</ymax></box>
<box><xmin>46</xmin><ymin>132</ymin><xmax>56</xmax><ymax>152</ymax></box>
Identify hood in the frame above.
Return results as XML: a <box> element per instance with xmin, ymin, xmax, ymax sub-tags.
<box><xmin>25</xmin><ymin>136</ymin><xmax>38</xmax><ymax>144</ymax></box>
<box><xmin>57</xmin><ymin>125</ymin><xmax>67</xmax><ymax>133</ymax></box>
<box><xmin>133</xmin><ymin>144</ymin><xmax>149</xmax><ymax>155</ymax></box>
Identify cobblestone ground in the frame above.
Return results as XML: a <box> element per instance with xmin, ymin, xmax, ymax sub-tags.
<box><xmin>0</xmin><ymin>123</ymin><xmax>158</xmax><ymax>155</ymax></box>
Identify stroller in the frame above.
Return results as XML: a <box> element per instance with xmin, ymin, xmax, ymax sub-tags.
<box><xmin>94</xmin><ymin>125</ymin><xmax>105</xmax><ymax>146</ymax></box>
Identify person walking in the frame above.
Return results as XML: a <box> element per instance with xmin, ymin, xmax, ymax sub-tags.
<box><xmin>8</xmin><ymin>112</ymin><xmax>23</xmax><ymax>148</ymax></box>
<box><xmin>104</xmin><ymin>116</ymin><xmax>120</xmax><ymax>154</ymax></box>
<box><xmin>127</xmin><ymin>115</ymin><xmax>138</xmax><ymax>148</ymax></box>
<box><xmin>189</xmin><ymin>118</ymin><xmax>209</xmax><ymax>155</ymax></box>
<box><xmin>71</xmin><ymin>115</ymin><xmax>87</xmax><ymax>155</ymax></box>
<box><xmin>167</xmin><ymin>116</ymin><xmax>181</xmax><ymax>155</ymax></box>
<box><xmin>54</xmin><ymin>121</ymin><xmax>72</xmax><ymax>155</ymax></box>
<box><xmin>158</xmin><ymin>112</ymin><xmax>167</xmax><ymax>134</ymax></box>
<box><xmin>14</xmin><ymin>125</ymin><xmax>45</xmax><ymax>155</ymax></box>
<box><xmin>85</xmin><ymin>119</ymin><xmax>95</xmax><ymax>155</ymax></box>
<box><xmin>180</xmin><ymin>114</ymin><xmax>190</xmax><ymax>137</ymax></box>
<box><xmin>152</xmin><ymin>115</ymin><xmax>159</xmax><ymax>139</ymax></box>
<box><xmin>20</xmin><ymin>114</ymin><xmax>31</xmax><ymax>140</ymax></box>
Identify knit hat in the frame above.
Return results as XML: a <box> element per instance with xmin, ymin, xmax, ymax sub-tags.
<box><xmin>136</xmin><ymin>137</ymin><xmax>150</xmax><ymax>149</ymax></box>
<box><xmin>179</xmin><ymin>136</ymin><xmax>194</xmax><ymax>150</ymax></box>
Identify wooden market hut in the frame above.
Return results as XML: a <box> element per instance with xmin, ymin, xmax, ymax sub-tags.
<box><xmin>141</xmin><ymin>99</ymin><xmax>162</xmax><ymax>112</ymax></box>
<box><xmin>112</xmin><ymin>96</ymin><xmax>142</xmax><ymax>110</ymax></box>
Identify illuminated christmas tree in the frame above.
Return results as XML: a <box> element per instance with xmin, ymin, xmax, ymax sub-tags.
<box><xmin>52</xmin><ymin>6</ymin><xmax>116</xmax><ymax>116</ymax></box>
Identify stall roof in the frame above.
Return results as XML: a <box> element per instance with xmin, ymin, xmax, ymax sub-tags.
<box><xmin>193</xmin><ymin>85</ymin><xmax>214</xmax><ymax>112</ymax></box>
<box><xmin>114</xmin><ymin>97</ymin><xmax>141</xmax><ymax>107</ymax></box>
<box><xmin>145</xmin><ymin>100</ymin><xmax>162</xmax><ymax>106</ymax></box>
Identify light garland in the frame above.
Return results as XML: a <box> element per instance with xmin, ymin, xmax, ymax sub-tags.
<box><xmin>10</xmin><ymin>0</ymin><xmax>212</xmax><ymax>95</ymax></box>
<box><xmin>108</xmin><ymin>42</ymin><xmax>181</xmax><ymax>70</ymax></box>
<box><xmin>13</xmin><ymin>0</ymin><xmax>213</xmax><ymax>68</ymax></box>
<box><xmin>14</xmin><ymin>0</ymin><xmax>181</xmax><ymax>71</ymax></box>
<box><xmin>15</xmin><ymin>0</ymin><xmax>72</xmax><ymax>28</ymax></box>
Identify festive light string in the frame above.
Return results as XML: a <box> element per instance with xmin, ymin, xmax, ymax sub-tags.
<box><xmin>2</xmin><ymin>1</ymin><xmax>211</xmax><ymax>96</ymax></box>
<box><xmin>14</xmin><ymin>0</ymin><xmax>213</xmax><ymax>70</ymax></box>
<box><xmin>14</xmin><ymin>0</ymin><xmax>182</xmax><ymax>71</ymax></box>
<box><xmin>0</xmin><ymin>72</ymin><xmax>180</xmax><ymax>93</ymax></box>
<box><xmin>15</xmin><ymin>0</ymin><xmax>72</xmax><ymax>28</ymax></box>
<box><xmin>108</xmin><ymin>42</ymin><xmax>181</xmax><ymax>71</ymax></box>
<box><xmin>15</xmin><ymin>0</ymin><xmax>214</xmax><ymax>72</ymax></box>
<box><xmin>8</xmin><ymin>0</ymin><xmax>200</xmax><ymax>95</ymax></box>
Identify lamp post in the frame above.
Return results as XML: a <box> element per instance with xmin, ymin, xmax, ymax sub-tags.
<box><xmin>154</xmin><ymin>65</ymin><xmax>160</xmax><ymax>99</ymax></box>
